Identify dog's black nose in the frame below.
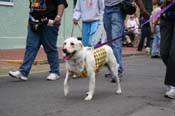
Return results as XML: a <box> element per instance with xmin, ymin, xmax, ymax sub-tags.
<box><xmin>62</xmin><ymin>49</ymin><xmax>67</xmax><ymax>53</ymax></box>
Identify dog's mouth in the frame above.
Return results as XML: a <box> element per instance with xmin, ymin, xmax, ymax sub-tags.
<box><xmin>63</xmin><ymin>51</ymin><xmax>76</xmax><ymax>60</ymax></box>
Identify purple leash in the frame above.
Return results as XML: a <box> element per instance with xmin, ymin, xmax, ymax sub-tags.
<box><xmin>94</xmin><ymin>0</ymin><xmax>175</xmax><ymax>49</ymax></box>
<box><xmin>94</xmin><ymin>34</ymin><xmax>124</xmax><ymax>49</ymax></box>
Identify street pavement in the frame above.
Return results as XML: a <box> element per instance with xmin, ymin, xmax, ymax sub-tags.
<box><xmin>0</xmin><ymin>55</ymin><xmax>175</xmax><ymax>116</ymax></box>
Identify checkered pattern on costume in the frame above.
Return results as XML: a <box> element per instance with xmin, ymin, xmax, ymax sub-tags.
<box><xmin>70</xmin><ymin>47</ymin><xmax>107</xmax><ymax>78</ymax></box>
<box><xmin>93</xmin><ymin>46</ymin><xmax>107</xmax><ymax>72</ymax></box>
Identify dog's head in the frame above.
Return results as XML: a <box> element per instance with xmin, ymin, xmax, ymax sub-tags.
<box><xmin>62</xmin><ymin>37</ymin><xmax>83</xmax><ymax>60</ymax></box>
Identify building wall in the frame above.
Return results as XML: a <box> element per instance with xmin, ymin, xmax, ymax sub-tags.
<box><xmin>0</xmin><ymin>0</ymin><xmax>81</xmax><ymax>49</ymax></box>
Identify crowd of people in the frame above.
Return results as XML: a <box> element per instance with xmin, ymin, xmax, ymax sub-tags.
<box><xmin>7</xmin><ymin>0</ymin><xmax>175</xmax><ymax>99</ymax></box>
<box><xmin>123</xmin><ymin>1</ymin><xmax>161</xmax><ymax>59</ymax></box>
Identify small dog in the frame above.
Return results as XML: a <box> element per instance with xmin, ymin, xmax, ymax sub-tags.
<box><xmin>62</xmin><ymin>37</ymin><xmax>121</xmax><ymax>101</ymax></box>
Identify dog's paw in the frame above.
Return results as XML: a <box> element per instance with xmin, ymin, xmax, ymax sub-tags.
<box><xmin>84</xmin><ymin>95</ymin><xmax>93</xmax><ymax>101</ymax></box>
<box><xmin>116</xmin><ymin>89</ymin><xmax>122</xmax><ymax>94</ymax></box>
<box><xmin>71</xmin><ymin>74</ymin><xmax>78</xmax><ymax>79</ymax></box>
<box><xmin>64</xmin><ymin>86</ymin><xmax>69</xmax><ymax>96</ymax></box>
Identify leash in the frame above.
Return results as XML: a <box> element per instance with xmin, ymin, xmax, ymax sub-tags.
<box><xmin>94</xmin><ymin>0</ymin><xmax>175</xmax><ymax>49</ymax></box>
<box><xmin>71</xmin><ymin>24</ymin><xmax>75</xmax><ymax>37</ymax></box>
<box><xmin>71</xmin><ymin>23</ymin><xmax>82</xmax><ymax>37</ymax></box>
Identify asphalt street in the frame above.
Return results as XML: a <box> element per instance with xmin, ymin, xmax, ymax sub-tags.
<box><xmin>0</xmin><ymin>55</ymin><xmax>175</xmax><ymax>116</ymax></box>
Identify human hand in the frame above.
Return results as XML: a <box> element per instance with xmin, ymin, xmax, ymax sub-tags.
<box><xmin>73</xmin><ymin>19</ymin><xmax>79</xmax><ymax>25</ymax></box>
<box><xmin>142</xmin><ymin>11</ymin><xmax>150</xmax><ymax>20</ymax></box>
<box><xmin>53</xmin><ymin>15</ymin><xmax>61</xmax><ymax>25</ymax></box>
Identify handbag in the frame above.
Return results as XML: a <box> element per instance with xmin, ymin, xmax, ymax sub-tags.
<box><xmin>120</xmin><ymin>0</ymin><xmax>137</xmax><ymax>15</ymax></box>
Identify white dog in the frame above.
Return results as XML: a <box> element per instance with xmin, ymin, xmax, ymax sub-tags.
<box><xmin>62</xmin><ymin>37</ymin><xmax>121</xmax><ymax>101</ymax></box>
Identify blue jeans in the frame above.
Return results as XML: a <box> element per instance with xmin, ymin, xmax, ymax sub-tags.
<box><xmin>151</xmin><ymin>25</ymin><xmax>160</xmax><ymax>56</ymax></box>
<box><xmin>19</xmin><ymin>24</ymin><xmax>60</xmax><ymax>77</ymax></box>
<box><xmin>103</xmin><ymin>5</ymin><xmax>126</xmax><ymax>74</ymax></box>
<box><xmin>82</xmin><ymin>21</ymin><xmax>99</xmax><ymax>46</ymax></box>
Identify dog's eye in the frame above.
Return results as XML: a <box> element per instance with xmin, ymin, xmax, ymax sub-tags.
<box><xmin>70</xmin><ymin>42</ymin><xmax>75</xmax><ymax>46</ymax></box>
<box><xmin>64</xmin><ymin>42</ymin><xmax>66</xmax><ymax>45</ymax></box>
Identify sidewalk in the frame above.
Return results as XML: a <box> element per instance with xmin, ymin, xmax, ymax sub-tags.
<box><xmin>0</xmin><ymin>47</ymin><xmax>145</xmax><ymax>76</ymax></box>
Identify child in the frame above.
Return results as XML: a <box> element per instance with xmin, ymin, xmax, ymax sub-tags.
<box><xmin>150</xmin><ymin>0</ymin><xmax>162</xmax><ymax>58</ymax></box>
<box><xmin>73</xmin><ymin>0</ymin><xmax>104</xmax><ymax>47</ymax></box>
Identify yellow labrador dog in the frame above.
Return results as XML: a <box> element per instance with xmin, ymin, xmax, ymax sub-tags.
<box><xmin>62</xmin><ymin>37</ymin><xmax>121</xmax><ymax>101</ymax></box>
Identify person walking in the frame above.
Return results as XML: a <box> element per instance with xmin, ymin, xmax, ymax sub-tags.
<box><xmin>137</xmin><ymin>13</ymin><xmax>152</xmax><ymax>54</ymax></box>
<box><xmin>73</xmin><ymin>0</ymin><xmax>104</xmax><ymax>47</ymax></box>
<box><xmin>150</xmin><ymin>0</ymin><xmax>162</xmax><ymax>58</ymax></box>
<box><xmin>160</xmin><ymin>0</ymin><xmax>175</xmax><ymax>99</ymax></box>
<box><xmin>103</xmin><ymin>0</ymin><xmax>150</xmax><ymax>81</ymax></box>
<box><xmin>8</xmin><ymin>0</ymin><xmax>68</xmax><ymax>81</ymax></box>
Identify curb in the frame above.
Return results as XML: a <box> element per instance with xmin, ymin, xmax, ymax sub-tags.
<box><xmin>122</xmin><ymin>52</ymin><xmax>145</xmax><ymax>57</ymax></box>
<box><xmin>0</xmin><ymin>59</ymin><xmax>65</xmax><ymax>65</ymax></box>
<box><xmin>0</xmin><ymin>53</ymin><xmax>145</xmax><ymax>78</ymax></box>
<box><xmin>0</xmin><ymin>53</ymin><xmax>144</xmax><ymax>65</ymax></box>
<box><xmin>0</xmin><ymin>59</ymin><xmax>48</xmax><ymax>65</ymax></box>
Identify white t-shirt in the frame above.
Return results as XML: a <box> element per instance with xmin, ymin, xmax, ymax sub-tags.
<box><xmin>126</xmin><ymin>17</ymin><xmax>139</xmax><ymax>34</ymax></box>
<box><xmin>151</xmin><ymin>6</ymin><xmax>161</xmax><ymax>24</ymax></box>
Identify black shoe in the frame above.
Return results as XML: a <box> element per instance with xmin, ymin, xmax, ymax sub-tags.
<box><xmin>151</xmin><ymin>55</ymin><xmax>160</xmax><ymax>58</ymax></box>
<box><xmin>111</xmin><ymin>78</ymin><xmax>116</xmax><ymax>83</ymax></box>
<box><xmin>105</xmin><ymin>73</ymin><xmax>112</xmax><ymax>78</ymax></box>
<box><xmin>137</xmin><ymin>48</ymin><xmax>142</xmax><ymax>51</ymax></box>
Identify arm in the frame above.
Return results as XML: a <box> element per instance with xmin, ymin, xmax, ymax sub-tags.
<box><xmin>150</xmin><ymin>18</ymin><xmax>155</xmax><ymax>34</ymax></box>
<box><xmin>98</xmin><ymin>0</ymin><xmax>105</xmax><ymax>24</ymax></box>
<box><xmin>135</xmin><ymin>0</ymin><xmax>150</xmax><ymax>20</ymax></box>
<box><xmin>73</xmin><ymin>0</ymin><xmax>81</xmax><ymax>25</ymax></box>
<box><xmin>150</xmin><ymin>15</ymin><xmax>160</xmax><ymax>34</ymax></box>
<box><xmin>53</xmin><ymin>3</ymin><xmax>66</xmax><ymax>25</ymax></box>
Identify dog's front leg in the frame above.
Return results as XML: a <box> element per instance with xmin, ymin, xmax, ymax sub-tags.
<box><xmin>84</xmin><ymin>72</ymin><xmax>95</xmax><ymax>101</ymax></box>
<box><xmin>64</xmin><ymin>71</ymin><xmax>70</xmax><ymax>96</ymax></box>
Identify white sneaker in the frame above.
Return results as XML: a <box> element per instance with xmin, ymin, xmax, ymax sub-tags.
<box><xmin>8</xmin><ymin>71</ymin><xmax>28</xmax><ymax>81</ymax></box>
<box><xmin>46</xmin><ymin>73</ymin><xmax>60</xmax><ymax>81</ymax></box>
<box><xmin>165</xmin><ymin>86</ymin><xmax>175</xmax><ymax>99</ymax></box>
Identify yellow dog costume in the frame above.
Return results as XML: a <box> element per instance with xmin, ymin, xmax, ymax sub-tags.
<box><xmin>69</xmin><ymin>46</ymin><xmax>107</xmax><ymax>78</ymax></box>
